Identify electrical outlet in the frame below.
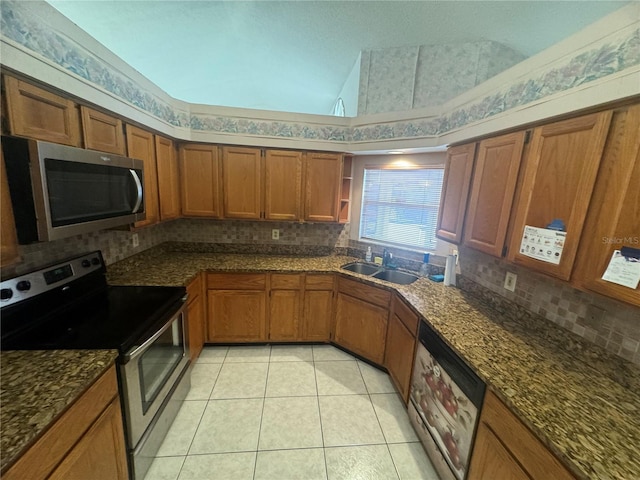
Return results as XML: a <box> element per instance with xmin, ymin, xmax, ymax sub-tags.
<box><xmin>271</xmin><ymin>229</ymin><xmax>280</xmax><ymax>240</ymax></box>
<box><xmin>504</xmin><ymin>272</ymin><xmax>517</xmax><ymax>292</ymax></box>
<box><xmin>453</xmin><ymin>249</ymin><xmax>459</xmax><ymax>265</ymax></box>
<box><xmin>132</xmin><ymin>233</ymin><xmax>139</xmax><ymax>248</ymax></box>
<box><xmin>585</xmin><ymin>304</ymin><xmax>605</xmax><ymax>325</ymax></box>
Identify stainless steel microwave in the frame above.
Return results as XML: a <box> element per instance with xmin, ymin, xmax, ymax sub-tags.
<box><xmin>2</xmin><ymin>136</ymin><xmax>145</xmax><ymax>243</ymax></box>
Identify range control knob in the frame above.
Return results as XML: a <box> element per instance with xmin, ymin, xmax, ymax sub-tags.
<box><xmin>81</xmin><ymin>259</ymin><xmax>91</xmax><ymax>268</ymax></box>
<box><xmin>0</xmin><ymin>288</ymin><xmax>13</xmax><ymax>300</ymax></box>
<box><xmin>16</xmin><ymin>281</ymin><xmax>31</xmax><ymax>291</ymax></box>
<box><xmin>91</xmin><ymin>257</ymin><xmax>100</xmax><ymax>265</ymax></box>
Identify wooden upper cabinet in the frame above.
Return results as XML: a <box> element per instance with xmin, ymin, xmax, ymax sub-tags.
<box><xmin>126</xmin><ymin>125</ymin><xmax>159</xmax><ymax>227</ymax></box>
<box><xmin>1</xmin><ymin>149</ymin><xmax>20</xmax><ymax>267</ymax></box>
<box><xmin>463</xmin><ymin>132</ymin><xmax>526</xmax><ymax>257</ymax></box>
<box><xmin>179</xmin><ymin>143</ymin><xmax>222</xmax><ymax>218</ymax></box>
<box><xmin>222</xmin><ymin>146</ymin><xmax>262</xmax><ymax>219</ymax></box>
<box><xmin>155</xmin><ymin>135</ymin><xmax>181</xmax><ymax>221</ymax></box>
<box><xmin>571</xmin><ymin>104</ymin><xmax>640</xmax><ymax>306</ymax></box>
<box><xmin>304</xmin><ymin>152</ymin><xmax>342</xmax><ymax>222</ymax></box>
<box><xmin>80</xmin><ymin>106</ymin><xmax>125</xmax><ymax>155</ymax></box>
<box><xmin>265</xmin><ymin>150</ymin><xmax>302</xmax><ymax>221</ymax></box>
<box><xmin>436</xmin><ymin>143</ymin><xmax>476</xmax><ymax>243</ymax></box>
<box><xmin>507</xmin><ymin>111</ymin><xmax>613</xmax><ymax>280</ymax></box>
<box><xmin>4</xmin><ymin>76</ymin><xmax>81</xmax><ymax>146</ymax></box>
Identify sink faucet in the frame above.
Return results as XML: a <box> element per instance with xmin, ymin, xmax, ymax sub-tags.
<box><xmin>382</xmin><ymin>249</ymin><xmax>393</xmax><ymax>267</ymax></box>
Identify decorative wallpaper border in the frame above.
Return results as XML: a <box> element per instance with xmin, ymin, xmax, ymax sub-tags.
<box><xmin>1</xmin><ymin>0</ymin><xmax>638</xmax><ymax>145</ymax></box>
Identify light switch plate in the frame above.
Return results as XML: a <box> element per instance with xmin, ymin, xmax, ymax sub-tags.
<box><xmin>504</xmin><ymin>272</ymin><xmax>517</xmax><ymax>292</ymax></box>
<box><xmin>132</xmin><ymin>233</ymin><xmax>139</xmax><ymax>248</ymax></box>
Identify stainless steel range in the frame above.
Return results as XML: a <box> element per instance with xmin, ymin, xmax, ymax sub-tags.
<box><xmin>0</xmin><ymin>251</ymin><xmax>191</xmax><ymax>480</ymax></box>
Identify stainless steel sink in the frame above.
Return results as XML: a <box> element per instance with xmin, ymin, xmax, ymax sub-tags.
<box><xmin>341</xmin><ymin>262</ymin><xmax>380</xmax><ymax>275</ymax></box>
<box><xmin>371</xmin><ymin>269</ymin><xmax>419</xmax><ymax>285</ymax></box>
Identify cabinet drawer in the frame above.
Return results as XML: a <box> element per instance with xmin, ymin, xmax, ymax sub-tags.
<box><xmin>338</xmin><ymin>276</ymin><xmax>391</xmax><ymax>308</ymax></box>
<box><xmin>186</xmin><ymin>273</ymin><xmax>202</xmax><ymax>303</ymax></box>
<box><xmin>207</xmin><ymin>273</ymin><xmax>266</xmax><ymax>290</ymax></box>
<box><xmin>305</xmin><ymin>274</ymin><xmax>334</xmax><ymax>290</ymax></box>
<box><xmin>391</xmin><ymin>295</ymin><xmax>419</xmax><ymax>336</ymax></box>
<box><xmin>271</xmin><ymin>273</ymin><xmax>302</xmax><ymax>289</ymax></box>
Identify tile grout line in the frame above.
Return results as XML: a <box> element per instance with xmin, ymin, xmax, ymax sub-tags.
<box><xmin>356</xmin><ymin>360</ymin><xmax>402</xmax><ymax>480</ymax></box>
<box><xmin>312</xmin><ymin>345</ymin><xmax>331</xmax><ymax>480</ymax></box>
<box><xmin>251</xmin><ymin>345</ymin><xmax>271</xmax><ymax>480</ymax></box>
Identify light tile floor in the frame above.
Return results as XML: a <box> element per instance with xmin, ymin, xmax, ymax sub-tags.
<box><xmin>144</xmin><ymin>345</ymin><xmax>440</xmax><ymax>480</ymax></box>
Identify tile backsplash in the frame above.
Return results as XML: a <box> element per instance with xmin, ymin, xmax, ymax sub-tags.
<box><xmin>4</xmin><ymin>219</ymin><xmax>349</xmax><ymax>277</ymax></box>
<box><xmin>6</xmin><ymin>218</ymin><xmax>638</xmax><ymax>367</ymax></box>
<box><xmin>458</xmin><ymin>245</ymin><xmax>640</xmax><ymax>366</ymax></box>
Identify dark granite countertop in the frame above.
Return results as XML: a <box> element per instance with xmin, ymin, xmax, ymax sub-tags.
<box><xmin>0</xmin><ymin>349</ymin><xmax>118</xmax><ymax>472</ymax></box>
<box><xmin>106</xmin><ymin>247</ymin><xmax>640</xmax><ymax>480</ymax></box>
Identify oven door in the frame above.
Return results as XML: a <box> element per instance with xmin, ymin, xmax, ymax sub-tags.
<box><xmin>120</xmin><ymin>301</ymin><xmax>190</xmax><ymax>448</ymax></box>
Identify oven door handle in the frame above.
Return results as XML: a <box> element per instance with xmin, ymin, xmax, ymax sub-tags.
<box><xmin>123</xmin><ymin>299</ymin><xmax>187</xmax><ymax>363</ymax></box>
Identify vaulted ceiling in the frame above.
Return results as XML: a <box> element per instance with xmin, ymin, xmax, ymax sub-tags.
<box><xmin>46</xmin><ymin>1</ymin><xmax>629</xmax><ymax>115</ymax></box>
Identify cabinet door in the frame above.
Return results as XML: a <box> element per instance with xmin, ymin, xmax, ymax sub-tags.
<box><xmin>507</xmin><ymin>111</ymin><xmax>612</xmax><ymax>280</ymax></box>
<box><xmin>80</xmin><ymin>106</ymin><xmax>125</xmax><ymax>155</ymax></box>
<box><xmin>468</xmin><ymin>391</ymin><xmax>575</xmax><ymax>480</ymax></box>
<box><xmin>207</xmin><ymin>290</ymin><xmax>266</xmax><ymax>342</ymax></box>
<box><xmin>269</xmin><ymin>290</ymin><xmax>302</xmax><ymax>341</ymax></box>
<box><xmin>572</xmin><ymin>105</ymin><xmax>640</xmax><ymax>307</ymax></box>
<box><xmin>334</xmin><ymin>292</ymin><xmax>388</xmax><ymax>364</ymax></box>
<box><xmin>303</xmin><ymin>290</ymin><xmax>333</xmax><ymax>342</ymax></box>
<box><xmin>436</xmin><ymin>143</ymin><xmax>476</xmax><ymax>243</ymax></box>
<box><xmin>186</xmin><ymin>274</ymin><xmax>205</xmax><ymax>362</ymax></box>
<box><xmin>385</xmin><ymin>312</ymin><xmax>416</xmax><ymax>403</ymax></box>
<box><xmin>155</xmin><ymin>135</ymin><xmax>181</xmax><ymax>221</ymax></box>
<box><xmin>265</xmin><ymin>149</ymin><xmax>302</xmax><ymax>221</ymax></box>
<box><xmin>1</xmin><ymin>149</ymin><xmax>20</xmax><ymax>267</ymax></box>
<box><xmin>304</xmin><ymin>152</ymin><xmax>342</xmax><ymax>222</ymax></box>
<box><xmin>126</xmin><ymin>125</ymin><xmax>159</xmax><ymax>227</ymax></box>
<box><xmin>179</xmin><ymin>144</ymin><xmax>222</xmax><ymax>217</ymax></box>
<box><xmin>468</xmin><ymin>422</ymin><xmax>531</xmax><ymax>480</ymax></box>
<box><xmin>4</xmin><ymin>76</ymin><xmax>81</xmax><ymax>146</ymax></box>
<box><xmin>222</xmin><ymin>146</ymin><xmax>262</xmax><ymax>219</ymax></box>
<box><xmin>463</xmin><ymin>132</ymin><xmax>526</xmax><ymax>257</ymax></box>
<box><xmin>47</xmin><ymin>399</ymin><xmax>128</xmax><ymax>480</ymax></box>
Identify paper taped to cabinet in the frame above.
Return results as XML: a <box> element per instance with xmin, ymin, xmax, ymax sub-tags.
<box><xmin>602</xmin><ymin>250</ymin><xmax>640</xmax><ymax>289</ymax></box>
<box><xmin>519</xmin><ymin>225</ymin><xmax>566</xmax><ymax>265</ymax></box>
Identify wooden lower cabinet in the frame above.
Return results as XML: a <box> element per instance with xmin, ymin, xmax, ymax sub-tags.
<box><xmin>468</xmin><ymin>391</ymin><xmax>575</xmax><ymax>480</ymax></box>
<box><xmin>206</xmin><ymin>273</ymin><xmax>267</xmax><ymax>342</ymax></box>
<box><xmin>334</xmin><ymin>277</ymin><xmax>390</xmax><ymax>364</ymax></box>
<box><xmin>302</xmin><ymin>274</ymin><xmax>335</xmax><ymax>342</ymax></box>
<box><xmin>3</xmin><ymin>366</ymin><xmax>127</xmax><ymax>480</ymax></box>
<box><xmin>48</xmin><ymin>398</ymin><xmax>128</xmax><ymax>480</ymax></box>
<box><xmin>186</xmin><ymin>273</ymin><xmax>205</xmax><ymax>362</ymax></box>
<box><xmin>385</xmin><ymin>296</ymin><xmax>418</xmax><ymax>403</ymax></box>
<box><xmin>269</xmin><ymin>273</ymin><xmax>303</xmax><ymax>340</ymax></box>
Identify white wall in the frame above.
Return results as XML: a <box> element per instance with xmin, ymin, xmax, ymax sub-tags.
<box><xmin>336</xmin><ymin>53</ymin><xmax>361</xmax><ymax>117</ymax></box>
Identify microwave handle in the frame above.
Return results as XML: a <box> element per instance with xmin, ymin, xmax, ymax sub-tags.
<box><xmin>130</xmin><ymin>169</ymin><xmax>143</xmax><ymax>214</ymax></box>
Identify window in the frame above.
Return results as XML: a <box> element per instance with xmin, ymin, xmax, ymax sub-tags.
<box><xmin>359</xmin><ymin>167</ymin><xmax>444</xmax><ymax>250</ymax></box>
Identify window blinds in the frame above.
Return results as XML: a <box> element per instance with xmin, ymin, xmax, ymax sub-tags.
<box><xmin>360</xmin><ymin>167</ymin><xmax>444</xmax><ymax>250</ymax></box>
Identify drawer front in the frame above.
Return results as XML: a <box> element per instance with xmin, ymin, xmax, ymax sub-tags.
<box><xmin>392</xmin><ymin>294</ymin><xmax>419</xmax><ymax>336</ymax></box>
<box><xmin>305</xmin><ymin>274</ymin><xmax>335</xmax><ymax>290</ymax></box>
<box><xmin>271</xmin><ymin>273</ymin><xmax>302</xmax><ymax>290</ymax></box>
<box><xmin>207</xmin><ymin>273</ymin><xmax>266</xmax><ymax>290</ymax></box>
<box><xmin>338</xmin><ymin>276</ymin><xmax>391</xmax><ymax>308</ymax></box>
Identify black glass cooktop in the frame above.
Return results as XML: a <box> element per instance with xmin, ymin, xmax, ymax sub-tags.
<box><xmin>1</xmin><ymin>284</ymin><xmax>185</xmax><ymax>354</ymax></box>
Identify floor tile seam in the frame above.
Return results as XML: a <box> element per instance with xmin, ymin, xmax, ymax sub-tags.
<box><xmin>312</xmin><ymin>356</ymin><xmax>331</xmax><ymax>480</ymax></box>
<box><xmin>179</xmin><ymin>399</ymin><xmax>209</xmax><ymax>474</ymax></box>
<box><xmin>252</xmin><ymin>360</ymin><xmax>271</xmax><ymax>480</ymax></box>
<box><xmin>366</xmin><ymin>390</ymin><xmax>394</xmax><ymax>446</ymax></box>
<box><xmin>385</xmin><ymin>442</ymin><xmax>403</xmax><ymax>480</ymax></box>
